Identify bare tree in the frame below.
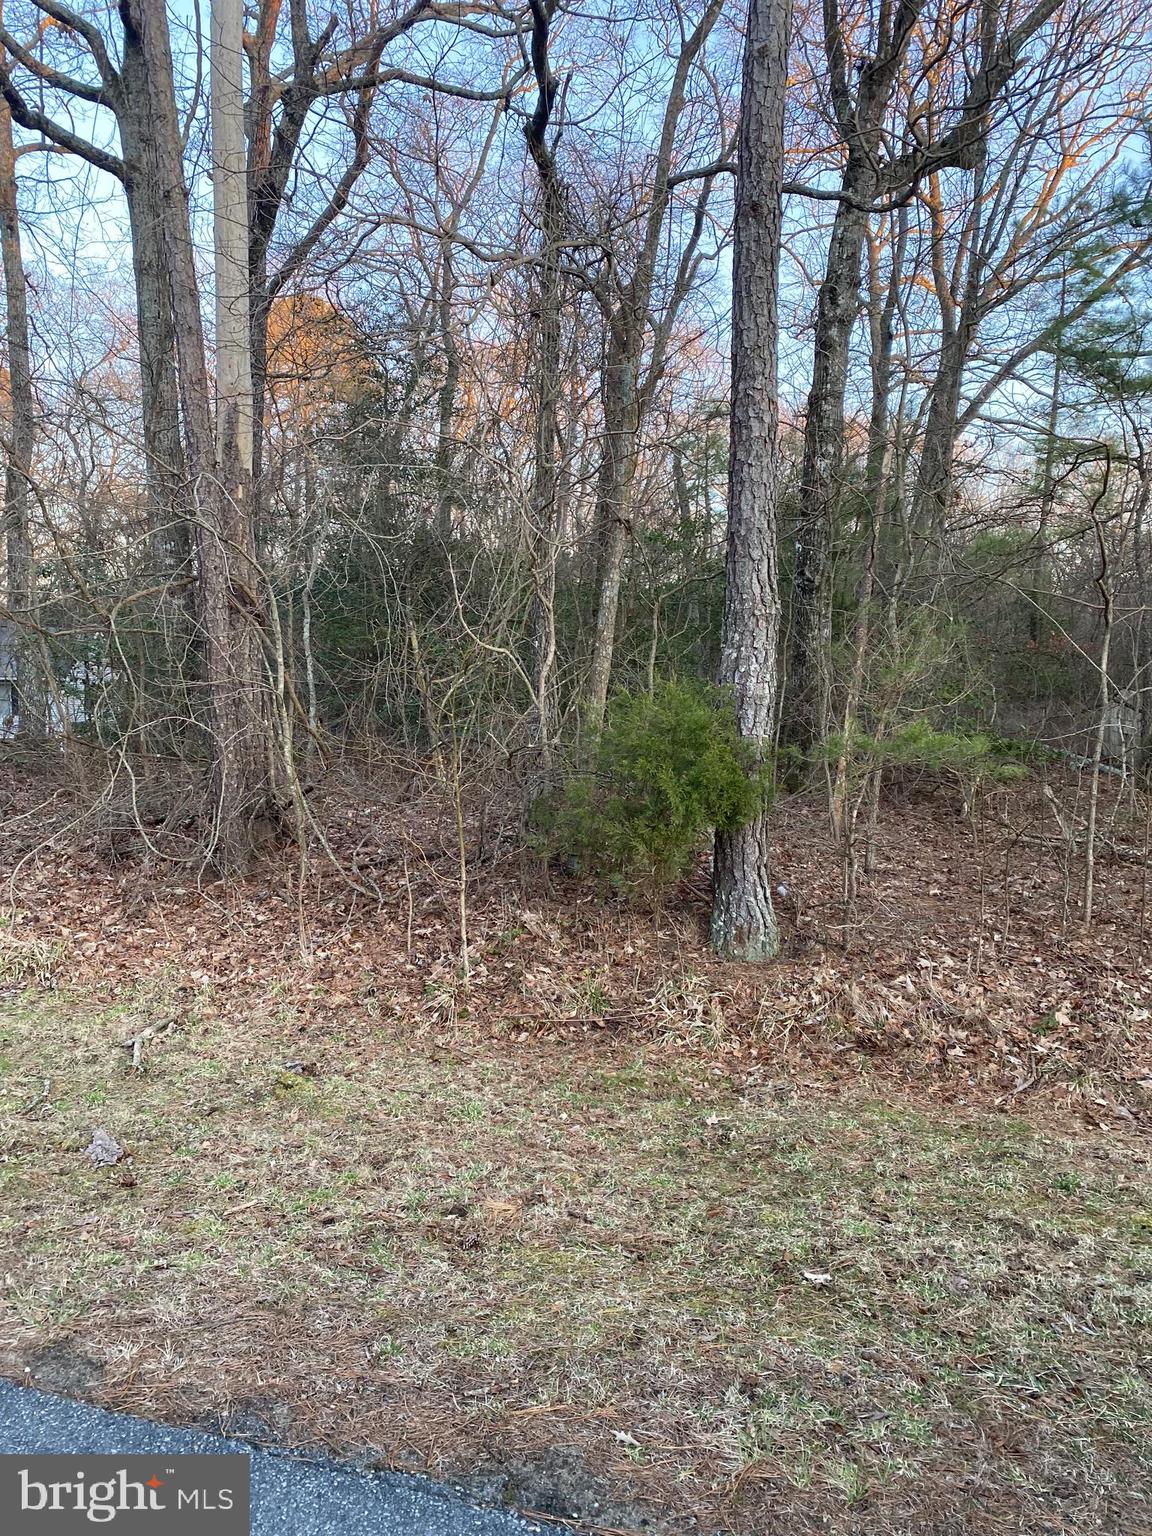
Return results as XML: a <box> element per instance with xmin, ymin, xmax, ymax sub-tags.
<box><xmin>913</xmin><ymin>4</ymin><xmax>1149</xmax><ymax>540</ymax></box>
<box><xmin>781</xmin><ymin>0</ymin><xmax>1067</xmax><ymax>756</ymax></box>
<box><xmin>0</xmin><ymin>38</ymin><xmax>38</xmax><ymax>733</ymax></box>
<box><xmin>0</xmin><ymin>0</ymin><xmax>190</xmax><ymax>571</ymax></box>
<box><xmin>581</xmin><ymin>0</ymin><xmax>728</xmax><ymax>740</ymax></box>
<box><xmin>138</xmin><ymin>0</ymin><xmax>274</xmax><ymax>864</ymax></box>
<box><xmin>522</xmin><ymin>0</ymin><xmax>564</xmax><ymax>806</ymax></box>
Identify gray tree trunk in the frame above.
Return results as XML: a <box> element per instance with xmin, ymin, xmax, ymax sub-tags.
<box><xmin>783</xmin><ymin>153</ymin><xmax>876</xmax><ymax>757</ymax></box>
<box><xmin>523</xmin><ymin>0</ymin><xmax>564</xmax><ymax>810</ymax></box>
<box><xmin>585</xmin><ymin>329</ymin><xmax>639</xmax><ymax>738</ymax></box>
<box><xmin>118</xmin><ymin>29</ymin><xmax>189</xmax><ymax>577</ymax></box>
<box><xmin>137</xmin><ymin>0</ymin><xmax>273</xmax><ymax>868</ymax></box>
<box><xmin>711</xmin><ymin>0</ymin><xmax>792</xmax><ymax>962</ymax></box>
<box><xmin>210</xmin><ymin>0</ymin><xmax>254</xmax><ymax>487</ymax></box>
<box><xmin>0</xmin><ymin>76</ymin><xmax>40</xmax><ymax>734</ymax></box>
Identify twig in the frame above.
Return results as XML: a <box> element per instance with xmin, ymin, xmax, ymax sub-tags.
<box><xmin>117</xmin><ymin>1017</ymin><xmax>175</xmax><ymax>1072</ymax></box>
<box><xmin>19</xmin><ymin>1076</ymin><xmax>51</xmax><ymax>1114</ymax></box>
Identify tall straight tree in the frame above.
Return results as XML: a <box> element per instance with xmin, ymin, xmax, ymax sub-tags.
<box><xmin>523</xmin><ymin>0</ymin><xmax>564</xmax><ymax>808</ymax></box>
<box><xmin>0</xmin><ymin>41</ymin><xmax>38</xmax><ymax>735</ymax></box>
<box><xmin>211</xmin><ymin>0</ymin><xmax>253</xmax><ymax>493</ymax></box>
<box><xmin>711</xmin><ymin>0</ymin><xmax>792</xmax><ymax>961</ymax></box>
<box><xmin>137</xmin><ymin>0</ymin><xmax>273</xmax><ymax>866</ymax></box>
<box><xmin>0</xmin><ymin>0</ymin><xmax>190</xmax><ymax>577</ymax></box>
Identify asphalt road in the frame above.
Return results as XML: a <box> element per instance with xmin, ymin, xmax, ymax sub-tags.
<box><xmin>0</xmin><ymin>1380</ymin><xmax>558</xmax><ymax>1535</ymax></box>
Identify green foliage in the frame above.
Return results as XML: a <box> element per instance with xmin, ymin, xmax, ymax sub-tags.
<box><xmin>965</xmin><ymin>528</ymin><xmax>1034</xmax><ymax>565</ymax></box>
<box><xmin>541</xmin><ymin>680</ymin><xmax>767</xmax><ymax>892</ymax></box>
<box><xmin>826</xmin><ymin>721</ymin><xmax>1029</xmax><ymax>794</ymax></box>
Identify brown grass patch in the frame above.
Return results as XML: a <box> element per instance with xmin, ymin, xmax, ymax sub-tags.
<box><xmin>1</xmin><ymin>987</ymin><xmax>1149</xmax><ymax>1534</ymax></box>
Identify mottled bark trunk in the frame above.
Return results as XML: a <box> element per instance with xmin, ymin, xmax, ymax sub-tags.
<box><xmin>119</xmin><ymin>31</ymin><xmax>196</xmax><ymax>751</ymax></box>
<box><xmin>711</xmin><ymin>0</ymin><xmax>792</xmax><ymax>962</ymax></box>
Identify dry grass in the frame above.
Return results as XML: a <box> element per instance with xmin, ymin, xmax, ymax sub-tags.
<box><xmin>1</xmin><ymin>983</ymin><xmax>1149</xmax><ymax>1534</ymax></box>
<box><xmin>0</xmin><ymin>922</ymin><xmax>62</xmax><ymax>989</ymax></box>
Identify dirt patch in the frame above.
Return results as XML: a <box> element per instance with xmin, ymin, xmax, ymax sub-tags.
<box><xmin>470</xmin><ymin>1448</ymin><xmax>647</xmax><ymax>1530</ymax></box>
<box><xmin>24</xmin><ymin>1340</ymin><xmax>104</xmax><ymax>1395</ymax></box>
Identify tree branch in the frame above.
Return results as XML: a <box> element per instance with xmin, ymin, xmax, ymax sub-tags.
<box><xmin>28</xmin><ymin>0</ymin><xmax>121</xmax><ymax>89</ymax></box>
<box><xmin>0</xmin><ymin>69</ymin><xmax>124</xmax><ymax>177</ymax></box>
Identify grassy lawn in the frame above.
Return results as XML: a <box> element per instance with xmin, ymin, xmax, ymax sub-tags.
<box><xmin>1</xmin><ymin>985</ymin><xmax>1149</xmax><ymax>1533</ymax></box>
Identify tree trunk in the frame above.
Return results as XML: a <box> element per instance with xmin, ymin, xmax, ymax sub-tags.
<box><xmin>434</xmin><ymin>243</ymin><xmax>460</xmax><ymax>543</ymax></box>
<box><xmin>781</xmin><ymin>153</ymin><xmax>875</xmax><ymax>758</ymax></box>
<box><xmin>711</xmin><ymin>0</ymin><xmax>792</xmax><ymax>962</ymax></box>
<box><xmin>116</xmin><ymin>22</ymin><xmax>198</xmax><ymax>754</ymax></box>
<box><xmin>211</xmin><ymin>0</ymin><xmax>254</xmax><ymax>488</ymax></box>
<box><xmin>0</xmin><ymin>71</ymin><xmax>40</xmax><ymax>735</ymax></box>
<box><xmin>523</xmin><ymin>0</ymin><xmax>564</xmax><ymax>811</ymax></box>
<box><xmin>585</xmin><ymin>328</ymin><xmax>639</xmax><ymax>739</ymax></box>
<box><xmin>117</xmin><ymin>44</ymin><xmax>189</xmax><ymax>577</ymax></box>
<box><xmin>134</xmin><ymin>0</ymin><xmax>273</xmax><ymax>868</ymax></box>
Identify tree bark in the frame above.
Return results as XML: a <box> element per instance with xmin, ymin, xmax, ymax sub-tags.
<box><xmin>117</xmin><ymin>31</ymin><xmax>189</xmax><ymax>577</ymax></box>
<box><xmin>211</xmin><ymin>0</ymin><xmax>254</xmax><ymax>487</ymax></box>
<box><xmin>585</xmin><ymin>326</ymin><xmax>639</xmax><ymax>737</ymax></box>
<box><xmin>134</xmin><ymin>0</ymin><xmax>272</xmax><ymax>867</ymax></box>
<box><xmin>523</xmin><ymin>0</ymin><xmax>563</xmax><ymax>809</ymax></box>
<box><xmin>783</xmin><ymin>151</ymin><xmax>876</xmax><ymax>757</ymax></box>
<box><xmin>0</xmin><ymin>66</ymin><xmax>39</xmax><ymax>734</ymax></box>
<box><xmin>711</xmin><ymin>0</ymin><xmax>792</xmax><ymax>962</ymax></box>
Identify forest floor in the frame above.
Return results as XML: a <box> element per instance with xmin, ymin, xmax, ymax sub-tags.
<box><xmin>0</xmin><ymin>754</ymin><xmax>1149</xmax><ymax>1534</ymax></box>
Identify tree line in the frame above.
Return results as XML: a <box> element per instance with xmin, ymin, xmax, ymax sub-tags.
<box><xmin>1</xmin><ymin>0</ymin><xmax>1150</xmax><ymax>957</ymax></box>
